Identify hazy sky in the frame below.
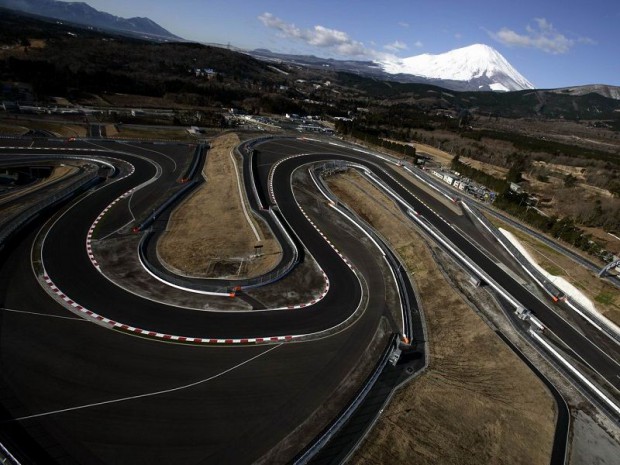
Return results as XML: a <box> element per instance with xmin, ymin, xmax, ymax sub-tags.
<box><xmin>82</xmin><ymin>0</ymin><xmax>619</xmax><ymax>88</ymax></box>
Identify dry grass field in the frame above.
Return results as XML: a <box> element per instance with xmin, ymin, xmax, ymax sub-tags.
<box><xmin>113</xmin><ymin>125</ymin><xmax>195</xmax><ymax>141</ymax></box>
<box><xmin>158</xmin><ymin>133</ymin><xmax>281</xmax><ymax>278</ymax></box>
<box><xmin>0</xmin><ymin>122</ymin><xmax>28</xmax><ymax>135</ymax></box>
<box><xmin>0</xmin><ymin>119</ymin><xmax>86</xmax><ymax>137</ymax></box>
<box><xmin>327</xmin><ymin>171</ymin><xmax>555</xmax><ymax>465</ymax></box>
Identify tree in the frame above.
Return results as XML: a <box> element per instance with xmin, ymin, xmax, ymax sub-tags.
<box><xmin>505</xmin><ymin>156</ymin><xmax>526</xmax><ymax>184</ymax></box>
<box><xmin>451</xmin><ymin>154</ymin><xmax>460</xmax><ymax>170</ymax></box>
<box><xmin>564</xmin><ymin>174</ymin><xmax>577</xmax><ymax>188</ymax></box>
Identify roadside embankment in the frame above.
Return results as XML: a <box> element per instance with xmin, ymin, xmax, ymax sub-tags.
<box><xmin>328</xmin><ymin>170</ymin><xmax>556</xmax><ymax>465</ymax></box>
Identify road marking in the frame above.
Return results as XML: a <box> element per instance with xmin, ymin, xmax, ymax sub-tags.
<box><xmin>118</xmin><ymin>141</ymin><xmax>178</xmax><ymax>173</ymax></box>
<box><xmin>12</xmin><ymin>343</ymin><xmax>282</xmax><ymax>421</ymax></box>
<box><xmin>0</xmin><ymin>307</ymin><xmax>87</xmax><ymax>321</ymax></box>
<box><xmin>96</xmin><ymin>190</ymin><xmax>138</xmax><ymax>241</ymax></box>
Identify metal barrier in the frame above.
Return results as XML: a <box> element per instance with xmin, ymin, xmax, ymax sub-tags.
<box><xmin>463</xmin><ymin>201</ymin><xmax>620</xmax><ymax>344</ymax></box>
<box><xmin>0</xmin><ymin>167</ymin><xmax>102</xmax><ymax>252</ymax></box>
<box><xmin>462</xmin><ymin>201</ymin><xmax>566</xmax><ymax>300</ymax></box>
<box><xmin>180</xmin><ymin>143</ymin><xmax>208</xmax><ymax>182</ymax></box>
<box><xmin>0</xmin><ymin>442</ymin><xmax>21</xmax><ymax>465</ymax></box>
<box><xmin>135</xmin><ymin>179</ymin><xmax>201</xmax><ymax>231</ymax></box>
<box><xmin>293</xmin><ymin>334</ymin><xmax>398</xmax><ymax>465</ymax></box>
<box><xmin>310</xmin><ymin>164</ymin><xmax>415</xmax><ymax>342</ymax></box>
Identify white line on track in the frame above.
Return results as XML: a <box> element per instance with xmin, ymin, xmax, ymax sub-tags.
<box><xmin>117</xmin><ymin>141</ymin><xmax>178</xmax><ymax>172</ymax></box>
<box><xmin>12</xmin><ymin>343</ymin><xmax>282</xmax><ymax>421</ymax></box>
<box><xmin>96</xmin><ymin>190</ymin><xmax>138</xmax><ymax>241</ymax></box>
<box><xmin>0</xmin><ymin>307</ymin><xmax>88</xmax><ymax>321</ymax></box>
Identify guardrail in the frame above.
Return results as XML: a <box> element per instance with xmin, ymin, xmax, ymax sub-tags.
<box><xmin>243</xmin><ymin>207</ymin><xmax>299</xmax><ymax>288</ymax></box>
<box><xmin>462</xmin><ymin>201</ymin><xmax>620</xmax><ymax>344</ymax></box>
<box><xmin>0</xmin><ymin>167</ymin><xmax>102</xmax><ymax>253</ymax></box>
<box><xmin>180</xmin><ymin>143</ymin><xmax>208</xmax><ymax>182</ymax></box>
<box><xmin>310</xmin><ymin>163</ymin><xmax>416</xmax><ymax>343</ymax></box>
<box><xmin>0</xmin><ymin>441</ymin><xmax>21</xmax><ymax>465</ymax></box>
<box><xmin>135</xmin><ymin>179</ymin><xmax>201</xmax><ymax>231</ymax></box>
<box><xmin>293</xmin><ymin>334</ymin><xmax>397</xmax><ymax>465</ymax></box>
<box><xmin>245</xmin><ymin>146</ymin><xmax>269</xmax><ymax>210</ymax></box>
<box><xmin>135</xmin><ymin>138</ymin><xmax>303</xmax><ymax>293</ymax></box>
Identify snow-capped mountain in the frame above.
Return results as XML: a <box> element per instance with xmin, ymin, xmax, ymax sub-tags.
<box><xmin>378</xmin><ymin>44</ymin><xmax>534</xmax><ymax>92</ymax></box>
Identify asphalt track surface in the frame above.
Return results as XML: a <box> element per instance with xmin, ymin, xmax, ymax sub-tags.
<box><xmin>0</xmin><ymin>136</ymin><xmax>616</xmax><ymax>463</ymax></box>
<box><xmin>0</xmin><ymin>139</ymin><xmax>400</xmax><ymax>464</ymax></box>
<box><xmin>41</xmin><ymin>155</ymin><xmax>362</xmax><ymax>338</ymax></box>
<box><xmin>255</xmin><ymin>138</ymin><xmax>620</xmax><ymax>391</ymax></box>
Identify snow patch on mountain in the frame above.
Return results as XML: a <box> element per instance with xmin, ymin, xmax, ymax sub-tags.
<box><xmin>378</xmin><ymin>44</ymin><xmax>534</xmax><ymax>91</ymax></box>
<box><xmin>490</xmin><ymin>82</ymin><xmax>509</xmax><ymax>92</ymax></box>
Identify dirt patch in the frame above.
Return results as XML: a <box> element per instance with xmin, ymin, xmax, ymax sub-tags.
<box><xmin>0</xmin><ymin>39</ymin><xmax>46</xmax><ymax>58</ymax></box>
<box><xmin>113</xmin><ymin>125</ymin><xmax>195</xmax><ymax>141</ymax></box>
<box><xmin>0</xmin><ymin>122</ymin><xmax>29</xmax><ymax>135</ymax></box>
<box><xmin>94</xmin><ymin>235</ymin><xmax>249</xmax><ymax>311</ymax></box>
<box><xmin>27</xmin><ymin>121</ymin><xmax>86</xmax><ymax>137</ymax></box>
<box><xmin>0</xmin><ymin>119</ymin><xmax>85</xmax><ymax>137</ymax></box>
<box><xmin>327</xmin><ymin>171</ymin><xmax>555</xmax><ymax>465</ymax></box>
<box><xmin>104</xmin><ymin>124</ymin><xmax>119</xmax><ymax>137</ymax></box>
<box><xmin>48</xmin><ymin>165</ymin><xmax>77</xmax><ymax>182</ymax></box>
<box><xmin>158</xmin><ymin>133</ymin><xmax>281</xmax><ymax>278</ymax></box>
<box><xmin>411</xmin><ymin>141</ymin><xmax>455</xmax><ymax>164</ymax></box>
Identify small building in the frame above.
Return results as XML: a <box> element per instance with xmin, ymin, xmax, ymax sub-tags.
<box><xmin>443</xmin><ymin>174</ymin><xmax>455</xmax><ymax>185</ymax></box>
<box><xmin>510</xmin><ymin>182</ymin><xmax>524</xmax><ymax>194</ymax></box>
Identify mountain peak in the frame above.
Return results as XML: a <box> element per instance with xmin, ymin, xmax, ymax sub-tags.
<box><xmin>459</xmin><ymin>43</ymin><xmax>497</xmax><ymax>52</ymax></box>
<box><xmin>0</xmin><ymin>0</ymin><xmax>180</xmax><ymax>40</ymax></box>
<box><xmin>379</xmin><ymin>44</ymin><xmax>534</xmax><ymax>91</ymax></box>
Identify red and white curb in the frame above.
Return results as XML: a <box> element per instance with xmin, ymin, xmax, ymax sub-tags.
<box><xmin>298</xmin><ymin>203</ymin><xmax>355</xmax><ymax>271</ymax></box>
<box><xmin>267</xmin><ymin>154</ymin><xmax>354</xmax><ymax>270</ymax></box>
<box><xmin>85</xmin><ymin>159</ymin><xmax>137</xmax><ymax>271</ymax></box>
<box><xmin>284</xmin><ymin>270</ymin><xmax>330</xmax><ymax>309</ymax></box>
<box><xmin>267</xmin><ymin>154</ymin><xmax>305</xmax><ymax>205</ymax></box>
<box><xmin>41</xmin><ymin>271</ymin><xmax>299</xmax><ymax>345</ymax></box>
<box><xmin>38</xmin><ymin>150</ymin><xmax>303</xmax><ymax>343</ymax></box>
<box><xmin>86</xmin><ymin>188</ymin><xmax>136</xmax><ymax>271</ymax></box>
